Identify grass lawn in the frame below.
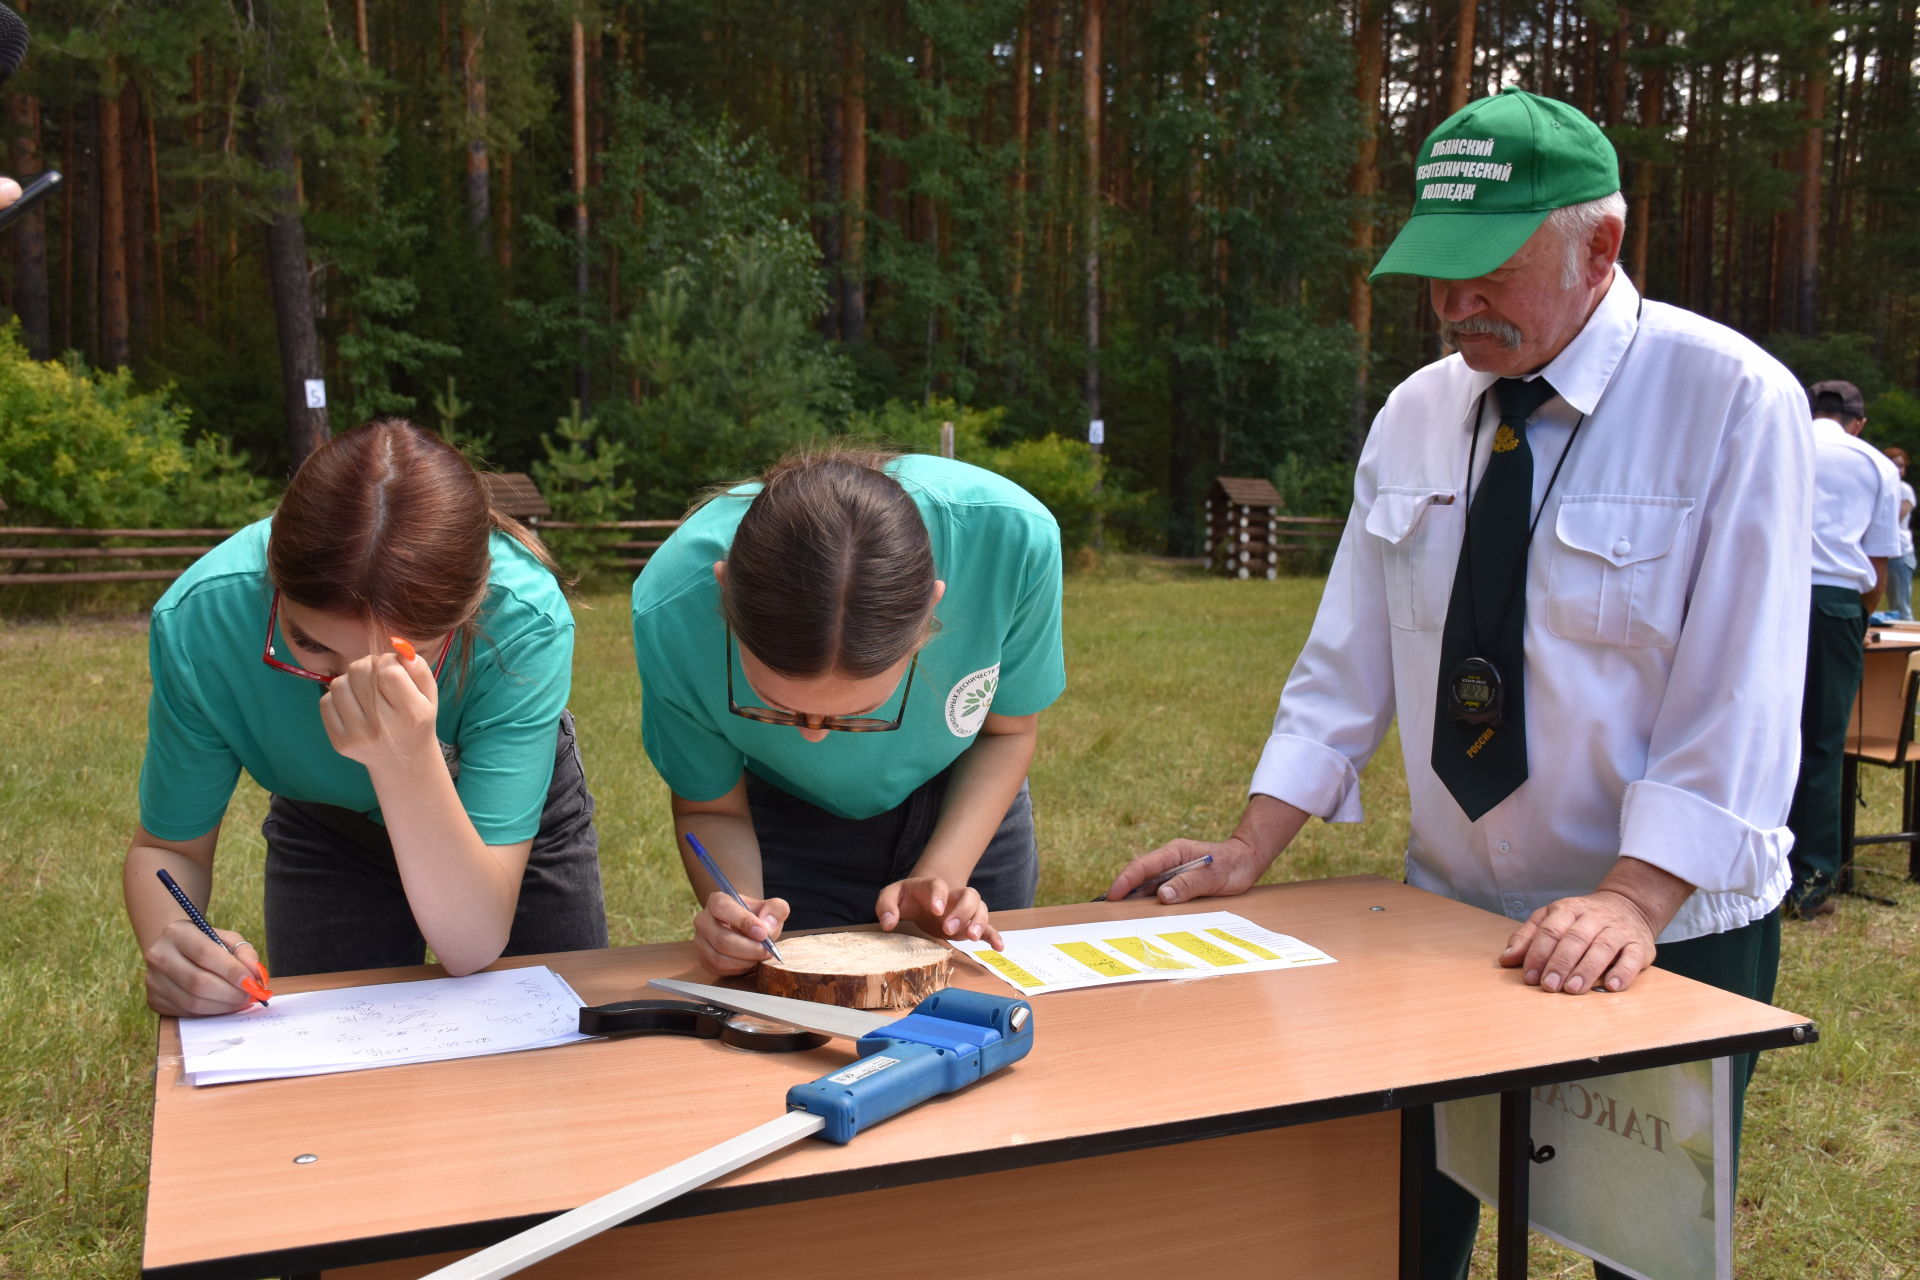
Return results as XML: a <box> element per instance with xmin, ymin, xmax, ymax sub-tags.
<box><xmin>2</xmin><ymin>564</ymin><xmax>1915</xmax><ymax>1278</ymax></box>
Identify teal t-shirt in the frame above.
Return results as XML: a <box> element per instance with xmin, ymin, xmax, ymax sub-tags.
<box><xmin>631</xmin><ymin>455</ymin><xmax>1065</xmax><ymax>819</ymax></box>
<box><xmin>138</xmin><ymin>518</ymin><xmax>574</xmax><ymax>844</ymax></box>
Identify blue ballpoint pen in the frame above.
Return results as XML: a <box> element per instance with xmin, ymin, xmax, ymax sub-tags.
<box><xmin>684</xmin><ymin>832</ymin><xmax>785</xmax><ymax>964</ymax></box>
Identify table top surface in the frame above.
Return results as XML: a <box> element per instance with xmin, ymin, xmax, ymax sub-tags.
<box><xmin>142</xmin><ymin>875</ymin><xmax>1814</xmax><ymax>1278</ymax></box>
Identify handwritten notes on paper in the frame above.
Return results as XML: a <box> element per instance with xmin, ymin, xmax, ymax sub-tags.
<box><xmin>177</xmin><ymin>966</ymin><xmax>593</xmax><ymax>1086</ymax></box>
<box><xmin>950</xmin><ymin>911</ymin><xmax>1336</xmax><ymax>996</ymax></box>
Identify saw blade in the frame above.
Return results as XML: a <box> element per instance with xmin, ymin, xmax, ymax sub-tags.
<box><xmin>648</xmin><ymin>978</ymin><xmax>897</xmax><ymax>1042</ymax></box>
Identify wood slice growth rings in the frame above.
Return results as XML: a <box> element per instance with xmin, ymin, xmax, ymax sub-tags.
<box><xmin>756</xmin><ymin>933</ymin><xmax>953</xmax><ymax>1009</ymax></box>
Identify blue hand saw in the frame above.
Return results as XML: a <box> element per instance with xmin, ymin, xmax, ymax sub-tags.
<box><xmin>419</xmin><ymin>978</ymin><xmax>1035</xmax><ymax>1279</ymax></box>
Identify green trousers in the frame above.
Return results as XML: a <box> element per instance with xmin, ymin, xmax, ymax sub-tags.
<box><xmin>1786</xmin><ymin>585</ymin><xmax>1868</xmax><ymax>909</ymax></box>
<box><xmin>1413</xmin><ymin>906</ymin><xmax>1783</xmax><ymax>1280</ymax></box>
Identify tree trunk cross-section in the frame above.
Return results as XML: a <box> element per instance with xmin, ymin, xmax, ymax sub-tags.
<box><xmin>756</xmin><ymin>933</ymin><xmax>953</xmax><ymax>1009</ymax></box>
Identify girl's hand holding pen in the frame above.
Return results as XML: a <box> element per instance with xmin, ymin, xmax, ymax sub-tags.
<box><xmin>147</xmin><ymin>867</ymin><xmax>272</xmax><ymax>1017</ymax></box>
<box><xmin>144</xmin><ymin>920</ymin><xmax>269</xmax><ymax>1017</ymax></box>
<box><xmin>693</xmin><ymin>890</ymin><xmax>790</xmax><ymax>976</ymax></box>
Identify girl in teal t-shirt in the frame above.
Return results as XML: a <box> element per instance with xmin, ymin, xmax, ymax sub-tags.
<box><xmin>124</xmin><ymin>419</ymin><xmax>606</xmax><ymax>1016</ymax></box>
<box><xmin>631</xmin><ymin>449</ymin><xmax>1065</xmax><ymax>976</ymax></box>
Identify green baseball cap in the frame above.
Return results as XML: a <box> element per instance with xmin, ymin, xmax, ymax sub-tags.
<box><xmin>1370</xmin><ymin>88</ymin><xmax>1620</xmax><ymax>281</ymax></box>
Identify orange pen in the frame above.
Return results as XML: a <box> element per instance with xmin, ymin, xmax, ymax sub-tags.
<box><xmin>390</xmin><ymin>636</ymin><xmax>418</xmax><ymax>663</ymax></box>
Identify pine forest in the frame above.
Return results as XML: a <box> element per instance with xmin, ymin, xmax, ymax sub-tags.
<box><xmin>4</xmin><ymin>0</ymin><xmax>1919</xmax><ymax>551</ymax></box>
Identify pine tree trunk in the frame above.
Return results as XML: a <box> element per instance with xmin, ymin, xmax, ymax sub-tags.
<box><xmin>147</xmin><ymin>92</ymin><xmax>166</xmax><ymax>345</ymax></box>
<box><xmin>1082</xmin><ymin>0</ymin><xmax>1102</xmax><ymax>448</ymax></box>
<box><xmin>1446</xmin><ymin>0</ymin><xmax>1476</xmax><ymax>112</ymax></box>
<box><xmin>463</xmin><ymin>18</ymin><xmax>492</xmax><ymax>256</ymax></box>
<box><xmin>1350</xmin><ymin>0</ymin><xmax>1386</xmax><ymax>450</ymax></box>
<box><xmin>497</xmin><ymin>147</ymin><xmax>514</xmax><ymax>271</ymax></box>
<box><xmin>1628</xmin><ymin>24</ymin><xmax>1664</xmax><ymax>290</ymax></box>
<box><xmin>1010</xmin><ymin>8</ymin><xmax>1032</xmax><ymax>312</ymax></box>
<box><xmin>1796</xmin><ymin>0</ymin><xmax>1829</xmax><ymax>337</ymax></box>
<box><xmin>191</xmin><ymin>53</ymin><xmax>211</xmax><ymax>330</ymax></box>
<box><xmin>100</xmin><ymin>69</ymin><xmax>131</xmax><ymax>370</ymax></box>
<box><xmin>7</xmin><ymin>86</ymin><xmax>51</xmax><ymax>359</ymax></box>
<box><xmin>253</xmin><ymin>8</ymin><xmax>330</xmax><ymax>467</ymax></box>
<box><xmin>571</xmin><ymin>15</ymin><xmax>590</xmax><ymax>409</ymax></box>
<box><xmin>122</xmin><ymin>82</ymin><xmax>149</xmax><ymax>365</ymax></box>
<box><xmin>841</xmin><ymin>29</ymin><xmax>867</xmax><ymax>346</ymax></box>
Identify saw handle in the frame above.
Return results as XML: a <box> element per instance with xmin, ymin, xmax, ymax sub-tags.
<box><xmin>785</xmin><ymin>989</ymin><xmax>1034</xmax><ymax>1143</ymax></box>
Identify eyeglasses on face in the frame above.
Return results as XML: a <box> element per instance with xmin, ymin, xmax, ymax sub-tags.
<box><xmin>724</xmin><ymin>625</ymin><xmax>915</xmax><ymax>733</ymax></box>
<box><xmin>262</xmin><ymin>590</ymin><xmax>453</xmax><ymax>685</ymax></box>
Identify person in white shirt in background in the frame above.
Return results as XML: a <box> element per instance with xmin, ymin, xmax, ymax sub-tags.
<box><xmin>1789</xmin><ymin>380</ymin><xmax>1901</xmax><ymax>918</ymax></box>
<box><xmin>1101</xmin><ymin>90</ymin><xmax>1810</xmax><ymax>1280</ymax></box>
<box><xmin>1878</xmin><ymin>444</ymin><xmax>1915</xmax><ymax>621</ymax></box>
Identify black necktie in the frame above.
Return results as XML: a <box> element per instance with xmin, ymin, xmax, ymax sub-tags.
<box><xmin>1431</xmin><ymin>376</ymin><xmax>1558</xmax><ymax>821</ymax></box>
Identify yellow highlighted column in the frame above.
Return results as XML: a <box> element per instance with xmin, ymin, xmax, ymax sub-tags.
<box><xmin>1054</xmin><ymin>942</ymin><xmax>1140</xmax><ymax>978</ymax></box>
<box><xmin>1106</xmin><ymin>936</ymin><xmax>1194</xmax><ymax>970</ymax></box>
<box><xmin>1208</xmin><ymin>928</ymin><xmax>1280</xmax><ymax>961</ymax></box>
<box><xmin>1162</xmin><ymin>932</ymin><xmax>1250</xmax><ymax>967</ymax></box>
<box><xmin>975</xmin><ymin>951</ymin><xmax>1046</xmax><ymax>989</ymax></box>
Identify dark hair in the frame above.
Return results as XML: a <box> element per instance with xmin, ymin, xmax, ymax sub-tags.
<box><xmin>268</xmin><ymin>419</ymin><xmax>559</xmax><ymax>676</ymax></box>
<box><xmin>718</xmin><ymin>448</ymin><xmax>936</xmax><ymax>679</ymax></box>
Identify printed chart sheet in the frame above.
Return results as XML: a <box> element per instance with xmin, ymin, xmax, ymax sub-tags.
<box><xmin>177</xmin><ymin>966</ymin><xmax>592</xmax><ymax>1086</ymax></box>
<box><xmin>952</xmin><ymin>911</ymin><xmax>1335</xmax><ymax>996</ymax></box>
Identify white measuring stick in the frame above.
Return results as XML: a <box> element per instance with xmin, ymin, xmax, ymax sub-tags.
<box><xmin>419</xmin><ymin>1110</ymin><xmax>827</xmax><ymax>1280</ymax></box>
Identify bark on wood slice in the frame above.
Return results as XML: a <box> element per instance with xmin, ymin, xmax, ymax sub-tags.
<box><xmin>756</xmin><ymin>933</ymin><xmax>953</xmax><ymax>1009</ymax></box>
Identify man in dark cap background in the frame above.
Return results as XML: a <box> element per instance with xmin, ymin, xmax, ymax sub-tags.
<box><xmin>1104</xmin><ymin>88</ymin><xmax>1811</xmax><ymax>1277</ymax></box>
<box><xmin>1791</xmin><ymin>378</ymin><xmax>1901</xmax><ymax>917</ymax></box>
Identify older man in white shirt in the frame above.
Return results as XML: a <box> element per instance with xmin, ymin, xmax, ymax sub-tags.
<box><xmin>1790</xmin><ymin>379</ymin><xmax>1900</xmax><ymax>917</ymax></box>
<box><xmin>1103</xmin><ymin>89</ymin><xmax>1810</xmax><ymax>1280</ymax></box>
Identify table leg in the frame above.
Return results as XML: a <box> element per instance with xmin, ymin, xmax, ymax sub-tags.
<box><xmin>1497</xmin><ymin>1088</ymin><xmax>1531</xmax><ymax>1280</ymax></box>
<box><xmin>1906</xmin><ymin>762</ymin><xmax>1920</xmax><ymax>883</ymax></box>
<box><xmin>1400</xmin><ymin>1109</ymin><xmax>1421</xmax><ymax>1279</ymax></box>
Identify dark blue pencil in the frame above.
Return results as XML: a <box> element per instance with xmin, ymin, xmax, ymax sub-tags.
<box><xmin>683</xmin><ymin>833</ymin><xmax>784</xmax><ymax>964</ymax></box>
<box><xmin>155</xmin><ymin>869</ymin><xmax>272</xmax><ymax>1005</ymax></box>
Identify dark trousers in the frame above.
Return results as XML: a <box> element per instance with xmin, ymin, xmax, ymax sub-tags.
<box><xmin>1412</xmin><ymin>907</ymin><xmax>1783</xmax><ymax>1280</ymax></box>
<box><xmin>746</xmin><ymin>767</ymin><xmax>1038</xmax><ymax>929</ymax></box>
<box><xmin>1787</xmin><ymin>585</ymin><xmax>1868</xmax><ymax>909</ymax></box>
<box><xmin>261</xmin><ymin>711</ymin><xmax>607</xmax><ymax>977</ymax></box>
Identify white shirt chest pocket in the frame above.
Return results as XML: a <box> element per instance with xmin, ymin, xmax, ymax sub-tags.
<box><xmin>1545</xmin><ymin>496</ymin><xmax>1695</xmax><ymax>648</ymax></box>
<box><xmin>1365</xmin><ymin>485</ymin><xmax>1462</xmax><ymax>632</ymax></box>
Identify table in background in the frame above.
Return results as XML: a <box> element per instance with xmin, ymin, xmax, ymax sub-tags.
<box><xmin>1843</xmin><ymin>628</ymin><xmax>1920</xmax><ymax>895</ymax></box>
<box><xmin>140</xmin><ymin>876</ymin><xmax>1815</xmax><ymax>1280</ymax></box>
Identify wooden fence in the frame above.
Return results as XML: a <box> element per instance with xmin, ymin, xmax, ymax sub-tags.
<box><xmin>0</xmin><ymin>521</ymin><xmax>684</xmax><ymax>588</ymax></box>
<box><xmin>1267</xmin><ymin>515</ymin><xmax>1345</xmax><ymax>568</ymax></box>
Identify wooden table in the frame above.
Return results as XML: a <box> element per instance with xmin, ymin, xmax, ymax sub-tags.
<box><xmin>1844</xmin><ymin>629</ymin><xmax>1920</xmax><ymax>893</ymax></box>
<box><xmin>140</xmin><ymin>876</ymin><xmax>1815</xmax><ymax>1280</ymax></box>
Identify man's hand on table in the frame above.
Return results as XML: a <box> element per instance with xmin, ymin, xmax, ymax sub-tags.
<box><xmin>1499</xmin><ymin>857</ymin><xmax>1696</xmax><ymax>994</ymax></box>
<box><xmin>1100</xmin><ymin>794</ymin><xmax>1310</xmax><ymax>903</ymax></box>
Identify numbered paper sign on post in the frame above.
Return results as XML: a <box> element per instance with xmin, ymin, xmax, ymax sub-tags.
<box><xmin>304</xmin><ymin>379</ymin><xmax>327</xmax><ymax>409</ymax></box>
<box><xmin>1436</xmin><ymin>1058</ymin><xmax>1733</xmax><ymax>1280</ymax></box>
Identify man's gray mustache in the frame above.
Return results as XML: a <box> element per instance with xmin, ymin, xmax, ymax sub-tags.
<box><xmin>1441</xmin><ymin>317</ymin><xmax>1524</xmax><ymax>350</ymax></box>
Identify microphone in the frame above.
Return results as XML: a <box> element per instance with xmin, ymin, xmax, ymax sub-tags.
<box><xmin>0</xmin><ymin>4</ymin><xmax>25</xmax><ymax>90</ymax></box>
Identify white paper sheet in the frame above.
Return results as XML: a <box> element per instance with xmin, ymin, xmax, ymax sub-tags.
<box><xmin>950</xmin><ymin>911</ymin><xmax>1335</xmax><ymax>995</ymax></box>
<box><xmin>178</xmin><ymin>966</ymin><xmax>593</xmax><ymax>1086</ymax></box>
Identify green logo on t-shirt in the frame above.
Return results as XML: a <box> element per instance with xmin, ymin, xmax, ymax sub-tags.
<box><xmin>945</xmin><ymin>666</ymin><xmax>1000</xmax><ymax>737</ymax></box>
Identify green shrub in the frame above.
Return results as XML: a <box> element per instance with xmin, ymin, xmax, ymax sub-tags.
<box><xmin>0</xmin><ymin>322</ymin><xmax>273</xmax><ymax>529</ymax></box>
<box><xmin>844</xmin><ymin>397</ymin><xmax>1146</xmax><ymax>556</ymax></box>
